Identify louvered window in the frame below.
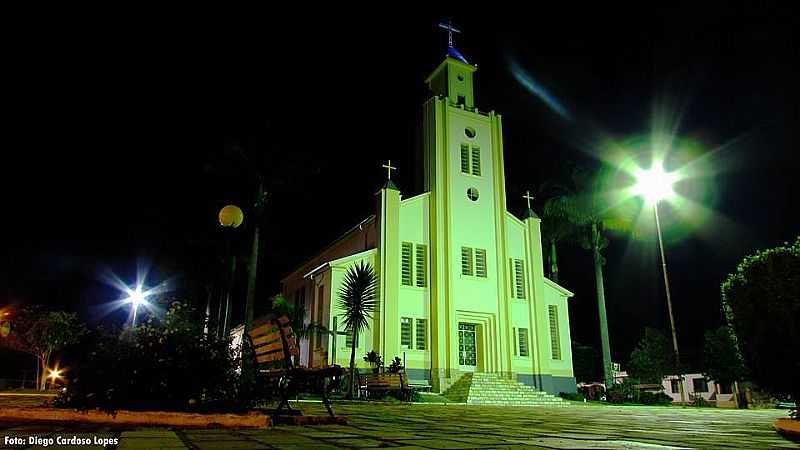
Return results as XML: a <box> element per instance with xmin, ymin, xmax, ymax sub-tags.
<box><xmin>401</xmin><ymin>317</ymin><xmax>412</xmax><ymax>349</ymax></box>
<box><xmin>415</xmin><ymin>318</ymin><xmax>427</xmax><ymax>350</ymax></box>
<box><xmin>415</xmin><ymin>244</ymin><xmax>427</xmax><ymax>287</ymax></box>
<box><xmin>513</xmin><ymin>259</ymin><xmax>525</xmax><ymax>299</ymax></box>
<box><xmin>548</xmin><ymin>305</ymin><xmax>561</xmax><ymax>360</ymax></box>
<box><xmin>512</xmin><ymin>327</ymin><xmax>517</xmax><ymax>355</ymax></box>
<box><xmin>461</xmin><ymin>247</ymin><xmax>473</xmax><ymax>276</ymax></box>
<box><xmin>475</xmin><ymin>249</ymin><xmax>487</xmax><ymax>278</ymax></box>
<box><xmin>518</xmin><ymin>328</ymin><xmax>529</xmax><ymax>357</ymax></box>
<box><xmin>316</xmin><ymin>286</ymin><xmax>325</xmax><ymax>349</ymax></box>
<box><xmin>460</xmin><ymin>144</ymin><xmax>470</xmax><ymax>174</ymax></box>
<box><xmin>471</xmin><ymin>146</ymin><xmax>481</xmax><ymax>176</ymax></box>
<box><xmin>401</xmin><ymin>242</ymin><xmax>413</xmax><ymax>286</ymax></box>
<box><xmin>344</xmin><ymin>322</ymin><xmax>355</xmax><ymax>348</ymax></box>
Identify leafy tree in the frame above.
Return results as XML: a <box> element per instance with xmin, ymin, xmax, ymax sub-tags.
<box><xmin>628</xmin><ymin>327</ymin><xmax>674</xmax><ymax>384</ymax></box>
<box><xmin>337</xmin><ymin>261</ymin><xmax>378</xmax><ymax>399</ymax></box>
<box><xmin>2</xmin><ymin>307</ymin><xmax>86</xmax><ymax>390</ymax></box>
<box><xmin>721</xmin><ymin>237</ymin><xmax>800</xmax><ymax>414</ymax></box>
<box><xmin>703</xmin><ymin>326</ymin><xmax>746</xmax><ymax>407</ymax></box>
<box><xmin>544</xmin><ymin>167</ymin><xmax>636</xmax><ymax>387</ymax></box>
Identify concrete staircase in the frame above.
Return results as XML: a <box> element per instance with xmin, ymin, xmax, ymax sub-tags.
<box><xmin>441</xmin><ymin>372</ymin><xmax>570</xmax><ymax>407</ymax></box>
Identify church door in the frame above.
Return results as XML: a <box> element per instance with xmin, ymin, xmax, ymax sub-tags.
<box><xmin>458</xmin><ymin>323</ymin><xmax>477</xmax><ymax>372</ymax></box>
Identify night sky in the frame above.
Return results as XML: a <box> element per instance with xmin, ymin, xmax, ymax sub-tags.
<box><xmin>3</xmin><ymin>6</ymin><xmax>798</xmax><ymax>378</ymax></box>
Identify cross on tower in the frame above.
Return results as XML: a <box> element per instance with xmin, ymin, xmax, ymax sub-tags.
<box><xmin>523</xmin><ymin>190</ymin><xmax>535</xmax><ymax>210</ymax></box>
<box><xmin>382</xmin><ymin>160</ymin><xmax>397</xmax><ymax>180</ymax></box>
<box><xmin>438</xmin><ymin>20</ymin><xmax>461</xmax><ymax>48</ymax></box>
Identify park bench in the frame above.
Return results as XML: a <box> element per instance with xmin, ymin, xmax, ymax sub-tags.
<box><xmin>361</xmin><ymin>372</ymin><xmax>411</xmax><ymax>401</ymax></box>
<box><xmin>248</xmin><ymin>315</ymin><xmax>343</xmax><ymax>417</ymax></box>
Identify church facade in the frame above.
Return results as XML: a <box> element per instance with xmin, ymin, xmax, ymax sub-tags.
<box><xmin>282</xmin><ymin>45</ymin><xmax>577</xmax><ymax>395</ymax></box>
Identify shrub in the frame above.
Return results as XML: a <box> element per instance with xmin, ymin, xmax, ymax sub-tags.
<box><xmin>559</xmin><ymin>392</ymin><xmax>585</xmax><ymax>402</ymax></box>
<box><xmin>606</xmin><ymin>379</ymin><xmax>636</xmax><ymax>404</ymax></box>
<box><xmin>53</xmin><ymin>301</ymin><xmax>256</xmax><ymax>413</ymax></box>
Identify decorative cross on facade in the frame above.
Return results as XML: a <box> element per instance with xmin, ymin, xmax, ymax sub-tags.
<box><xmin>523</xmin><ymin>190</ymin><xmax>535</xmax><ymax>209</ymax></box>
<box><xmin>382</xmin><ymin>160</ymin><xmax>397</xmax><ymax>180</ymax></box>
<box><xmin>438</xmin><ymin>20</ymin><xmax>461</xmax><ymax>48</ymax></box>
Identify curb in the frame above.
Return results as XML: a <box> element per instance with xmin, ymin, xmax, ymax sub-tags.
<box><xmin>0</xmin><ymin>407</ymin><xmax>269</xmax><ymax>428</ymax></box>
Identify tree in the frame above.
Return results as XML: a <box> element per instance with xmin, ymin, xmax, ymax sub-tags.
<box><xmin>628</xmin><ymin>327</ymin><xmax>674</xmax><ymax>384</ymax></box>
<box><xmin>2</xmin><ymin>307</ymin><xmax>86</xmax><ymax>390</ymax></box>
<box><xmin>544</xmin><ymin>167</ymin><xmax>636</xmax><ymax>387</ymax></box>
<box><xmin>337</xmin><ymin>261</ymin><xmax>378</xmax><ymax>399</ymax></box>
<box><xmin>703</xmin><ymin>326</ymin><xmax>746</xmax><ymax>407</ymax></box>
<box><xmin>721</xmin><ymin>237</ymin><xmax>800</xmax><ymax>414</ymax></box>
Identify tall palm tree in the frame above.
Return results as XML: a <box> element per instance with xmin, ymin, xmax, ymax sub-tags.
<box><xmin>544</xmin><ymin>167</ymin><xmax>635</xmax><ymax>388</ymax></box>
<box><xmin>337</xmin><ymin>262</ymin><xmax>378</xmax><ymax>399</ymax></box>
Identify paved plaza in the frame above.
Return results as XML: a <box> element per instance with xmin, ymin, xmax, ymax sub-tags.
<box><xmin>0</xmin><ymin>398</ymin><xmax>795</xmax><ymax>449</ymax></box>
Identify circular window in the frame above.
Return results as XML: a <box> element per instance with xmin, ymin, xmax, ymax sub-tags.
<box><xmin>457</xmin><ymin>74</ymin><xmax>464</xmax><ymax>81</ymax></box>
<box><xmin>464</xmin><ymin>127</ymin><xmax>476</xmax><ymax>139</ymax></box>
<box><xmin>467</xmin><ymin>187</ymin><xmax>479</xmax><ymax>201</ymax></box>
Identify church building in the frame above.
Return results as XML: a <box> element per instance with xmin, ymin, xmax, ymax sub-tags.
<box><xmin>281</xmin><ymin>36</ymin><xmax>577</xmax><ymax>396</ymax></box>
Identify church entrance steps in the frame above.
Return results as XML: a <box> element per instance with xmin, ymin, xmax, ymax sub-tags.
<box><xmin>440</xmin><ymin>373</ymin><xmax>570</xmax><ymax>407</ymax></box>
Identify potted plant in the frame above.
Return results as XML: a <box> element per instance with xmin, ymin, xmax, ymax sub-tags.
<box><xmin>363</xmin><ymin>350</ymin><xmax>383</xmax><ymax>374</ymax></box>
<box><xmin>387</xmin><ymin>357</ymin><xmax>404</xmax><ymax>374</ymax></box>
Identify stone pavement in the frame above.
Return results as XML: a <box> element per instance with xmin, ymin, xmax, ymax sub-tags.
<box><xmin>0</xmin><ymin>400</ymin><xmax>795</xmax><ymax>449</ymax></box>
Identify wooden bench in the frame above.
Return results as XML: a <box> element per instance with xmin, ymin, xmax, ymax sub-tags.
<box><xmin>361</xmin><ymin>372</ymin><xmax>410</xmax><ymax>401</ymax></box>
<box><xmin>248</xmin><ymin>315</ymin><xmax>343</xmax><ymax>417</ymax></box>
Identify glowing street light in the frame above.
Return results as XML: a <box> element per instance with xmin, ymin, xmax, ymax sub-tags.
<box><xmin>47</xmin><ymin>366</ymin><xmax>63</xmax><ymax>389</ymax></box>
<box><xmin>633</xmin><ymin>161</ymin><xmax>686</xmax><ymax>405</ymax></box>
<box><xmin>125</xmin><ymin>286</ymin><xmax>149</xmax><ymax>327</ymax></box>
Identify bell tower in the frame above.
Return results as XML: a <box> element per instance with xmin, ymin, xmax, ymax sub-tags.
<box><xmin>422</xmin><ymin>23</ymin><xmax>513</xmax><ymax>391</ymax></box>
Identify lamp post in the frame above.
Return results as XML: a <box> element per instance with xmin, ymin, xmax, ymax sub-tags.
<box><xmin>633</xmin><ymin>163</ymin><xmax>686</xmax><ymax>405</ymax></box>
<box><xmin>218</xmin><ymin>204</ymin><xmax>244</xmax><ymax>337</ymax></box>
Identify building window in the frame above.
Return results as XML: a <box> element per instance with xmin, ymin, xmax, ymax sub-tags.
<box><xmin>415</xmin><ymin>318</ymin><xmax>427</xmax><ymax>350</ymax></box>
<box><xmin>415</xmin><ymin>244</ymin><xmax>427</xmax><ymax>287</ymax></box>
<box><xmin>343</xmin><ymin>320</ymin><xmax>355</xmax><ymax>348</ymax></box>
<box><xmin>466</xmin><ymin>187</ymin><xmax>479</xmax><ymax>201</ymax></box>
<box><xmin>461</xmin><ymin>247</ymin><xmax>473</xmax><ymax>276</ymax></box>
<box><xmin>464</xmin><ymin>127</ymin><xmax>476</xmax><ymax>139</ymax></box>
<box><xmin>513</xmin><ymin>259</ymin><xmax>525</xmax><ymax>299</ymax></box>
<box><xmin>460</xmin><ymin>144</ymin><xmax>470</xmax><ymax>174</ymax></box>
<box><xmin>548</xmin><ymin>305</ymin><xmax>561</xmax><ymax>360</ymax></box>
<box><xmin>512</xmin><ymin>327</ymin><xmax>517</xmax><ymax>356</ymax></box>
<box><xmin>401</xmin><ymin>317</ymin><xmax>413</xmax><ymax>349</ymax></box>
<box><xmin>471</xmin><ymin>146</ymin><xmax>481</xmax><ymax>176</ymax></box>
<box><xmin>401</xmin><ymin>242</ymin><xmax>413</xmax><ymax>286</ymax></box>
<box><xmin>475</xmin><ymin>249</ymin><xmax>487</xmax><ymax>278</ymax></box>
<box><xmin>518</xmin><ymin>328</ymin><xmax>529</xmax><ymax>357</ymax></box>
<box><xmin>670</xmin><ymin>379</ymin><xmax>680</xmax><ymax>394</ymax></box>
<box><xmin>692</xmin><ymin>378</ymin><xmax>709</xmax><ymax>393</ymax></box>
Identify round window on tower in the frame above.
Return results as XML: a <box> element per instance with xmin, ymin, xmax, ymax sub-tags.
<box><xmin>457</xmin><ymin>74</ymin><xmax>464</xmax><ymax>82</ymax></box>
<box><xmin>467</xmin><ymin>187</ymin><xmax>479</xmax><ymax>202</ymax></box>
<box><xmin>464</xmin><ymin>127</ymin><xmax>476</xmax><ymax>139</ymax></box>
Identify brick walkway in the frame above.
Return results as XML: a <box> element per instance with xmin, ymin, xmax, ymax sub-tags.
<box><xmin>0</xmin><ymin>398</ymin><xmax>795</xmax><ymax>449</ymax></box>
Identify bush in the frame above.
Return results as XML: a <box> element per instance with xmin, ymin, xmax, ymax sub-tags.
<box><xmin>606</xmin><ymin>379</ymin><xmax>636</xmax><ymax>404</ymax></box>
<box><xmin>53</xmin><ymin>301</ymin><xmax>256</xmax><ymax>413</ymax></box>
<box><xmin>639</xmin><ymin>391</ymin><xmax>673</xmax><ymax>405</ymax></box>
<box><xmin>559</xmin><ymin>392</ymin><xmax>585</xmax><ymax>402</ymax></box>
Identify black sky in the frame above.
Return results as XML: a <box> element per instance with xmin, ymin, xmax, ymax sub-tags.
<box><xmin>2</xmin><ymin>5</ymin><xmax>798</xmax><ymax>377</ymax></box>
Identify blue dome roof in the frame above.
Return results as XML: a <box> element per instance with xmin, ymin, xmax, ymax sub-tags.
<box><xmin>447</xmin><ymin>46</ymin><xmax>469</xmax><ymax>64</ymax></box>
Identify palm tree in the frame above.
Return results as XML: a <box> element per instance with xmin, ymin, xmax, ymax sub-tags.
<box><xmin>544</xmin><ymin>167</ymin><xmax>635</xmax><ymax>388</ymax></box>
<box><xmin>270</xmin><ymin>295</ymin><xmax>329</xmax><ymax>365</ymax></box>
<box><xmin>540</xmin><ymin>206</ymin><xmax>578</xmax><ymax>284</ymax></box>
<box><xmin>337</xmin><ymin>261</ymin><xmax>378</xmax><ymax>399</ymax></box>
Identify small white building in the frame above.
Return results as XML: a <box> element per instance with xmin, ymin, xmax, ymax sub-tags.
<box><xmin>612</xmin><ymin>368</ymin><xmax>737</xmax><ymax>407</ymax></box>
<box><xmin>662</xmin><ymin>374</ymin><xmax>736</xmax><ymax>407</ymax></box>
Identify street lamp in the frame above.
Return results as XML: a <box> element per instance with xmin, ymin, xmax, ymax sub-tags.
<box><xmin>48</xmin><ymin>367</ymin><xmax>63</xmax><ymax>389</ymax></box>
<box><xmin>218</xmin><ymin>204</ymin><xmax>244</xmax><ymax>337</ymax></box>
<box><xmin>125</xmin><ymin>286</ymin><xmax>149</xmax><ymax>327</ymax></box>
<box><xmin>633</xmin><ymin>162</ymin><xmax>686</xmax><ymax>404</ymax></box>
